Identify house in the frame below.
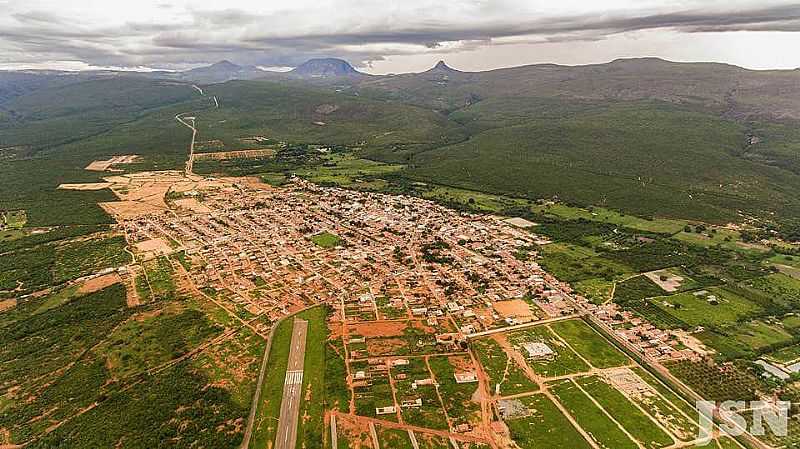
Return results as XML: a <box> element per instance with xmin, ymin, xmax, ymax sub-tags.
<box><xmin>401</xmin><ymin>398</ymin><xmax>423</xmax><ymax>408</ymax></box>
<box><xmin>376</xmin><ymin>406</ymin><xmax>396</xmax><ymax>415</ymax></box>
<box><xmin>523</xmin><ymin>342</ymin><xmax>554</xmax><ymax>359</ymax></box>
<box><xmin>454</xmin><ymin>372</ymin><xmax>478</xmax><ymax>383</ymax></box>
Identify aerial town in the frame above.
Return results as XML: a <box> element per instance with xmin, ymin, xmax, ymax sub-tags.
<box><xmin>120</xmin><ymin>175</ymin><xmax>697</xmax><ymax>361</ymax></box>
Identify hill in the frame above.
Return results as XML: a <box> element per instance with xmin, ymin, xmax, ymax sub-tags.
<box><xmin>353</xmin><ymin>58</ymin><xmax>800</xmax><ymax>121</ymax></box>
<box><xmin>289</xmin><ymin>58</ymin><xmax>365</xmax><ymax>78</ymax></box>
<box><xmin>177</xmin><ymin>60</ymin><xmax>266</xmax><ymax>84</ymax></box>
<box><xmin>2</xmin><ymin>58</ymin><xmax>800</xmax><ymax>229</ymax></box>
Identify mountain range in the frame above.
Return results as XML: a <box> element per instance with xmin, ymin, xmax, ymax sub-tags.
<box><xmin>2</xmin><ymin>56</ymin><xmax>800</xmax><ymax>228</ymax></box>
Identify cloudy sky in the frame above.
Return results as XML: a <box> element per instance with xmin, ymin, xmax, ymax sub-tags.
<box><xmin>2</xmin><ymin>0</ymin><xmax>800</xmax><ymax>73</ymax></box>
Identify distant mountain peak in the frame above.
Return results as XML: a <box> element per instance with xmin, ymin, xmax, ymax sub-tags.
<box><xmin>290</xmin><ymin>58</ymin><xmax>362</xmax><ymax>78</ymax></box>
<box><xmin>180</xmin><ymin>60</ymin><xmax>263</xmax><ymax>83</ymax></box>
<box><xmin>427</xmin><ymin>60</ymin><xmax>460</xmax><ymax>73</ymax></box>
<box><xmin>208</xmin><ymin>60</ymin><xmax>241</xmax><ymax>70</ymax></box>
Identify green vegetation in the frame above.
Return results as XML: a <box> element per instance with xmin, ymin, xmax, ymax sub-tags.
<box><xmin>377</xmin><ymin>427</ymin><xmax>414</xmax><ymax>449</ymax></box>
<box><xmin>664</xmin><ymin>359</ymin><xmax>761</xmax><ymax>402</ymax></box>
<box><xmin>576</xmin><ymin>376</ymin><xmax>673</xmax><ymax>449</ymax></box>
<box><xmin>393</xmin><ymin>357</ymin><xmax>449</xmax><ymax>430</ymax></box>
<box><xmin>652</xmin><ymin>287</ymin><xmax>763</xmax><ymax>327</ymax></box>
<box><xmin>549</xmin><ymin>320</ymin><xmax>630</xmax><ymax>369</ymax></box>
<box><xmin>296</xmin><ymin>306</ymin><xmax>328</xmax><ymax>448</ymax></box>
<box><xmin>0</xmin><ymin>284</ymin><xmax>131</xmax><ymax>442</ymax></box>
<box><xmin>471</xmin><ymin>337</ymin><xmax>537</xmax><ymax>395</ymax></box>
<box><xmin>99</xmin><ymin>304</ymin><xmax>222</xmax><ymax>378</ymax></box>
<box><xmin>531</xmin><ymin>203</ymin><xmax>688</xmax><ymax>234</ymax></box>
<box><xmin>549</xmin><ymin>378</ymin><xmax>638</xmax><ymax>449</ymax></box>
<box><xmin>310</xmin><ymin>231</ymin><xmax>343</xmax><ymax>248</ymax></box>
<box><xmin>138</xmin><ymin>256</ymin><xmax>177</xmax><ymax>301</ymax></box>
<box><xmin>249</xmin><ymin>305</ymin><xmax>330</xmax><ymax>449</ymax></box>
<box><xmin>427</xmin><ymin>356</ymin><xmax>481</xmax><ymax>428</ymax></box>
<box><xmin>294</xmin><ymin>153</ymin><xmax>403</xmax><ymax>187</ymax></box>
<box><xmin>0</xmin><ymin>234</ymin><xmax>130</xmax><ymax>297</ymax></box>
<box><xmin>507</xmin><ymin>326</ymin><xmax>589</xmax><ymax>377</ymax></box>
<box><xmin>52</xmin><ymin>235</ymin><xmax>129</xmax><ymax>283</ymax></box>
<box><xmin>766</xmin><ymin>343</ymin><xmax>800</xmax><ymax>364</ymax></box>
<box><xmin>0</xmin><ymin>271</ymin><xmax>262</xmax><ymax>447</ymax></box>
<box><xmin>0</xmin><ymin>284</ymin><xmax>81</xmax><ymax>328</ymax></box>
<box><xmin>538</xmin><ymin>243</ymin><xmax>632</xmax><ymax>283</ymax></box>
<box><xmin>506</xmin><ymin>393</ymin><xmax>592</xmax><ymax>449</ymax></box>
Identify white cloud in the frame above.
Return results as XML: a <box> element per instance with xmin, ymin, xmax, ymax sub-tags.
<box><xmin>1</xmin><ymin>0</ymin><xmax>799</xmax><ymax>71</ymax></box>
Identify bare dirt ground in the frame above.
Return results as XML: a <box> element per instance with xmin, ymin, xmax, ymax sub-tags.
<box><xmin>350</xmin><ymin>321</ymin><xmax>408</xmax><ymax>338</ymax></box>
<box><xmin>502</xmin><ymin>217</ymin><xmax>537</xmax><ymax>228</ymax></box>
<box><xmin>492</xmin><ymin>299</ymin><xmax>534</xmax><ymax>321</ymax></box>
<box><xmin>366</xmin><ymin>338</ymin><xmax>408</xmax><ymax>357</ymax></box>
<box><xmin>133</xmin><ymin>238</ymin><xmax>173</xmax><ymax>261</ymax></box>
<box><xmin>644</xmin><ymin>269</ymin><xmax>684</xmax><ymax>292</ymax></box>
<box><xmin>57</xmin><ymin>182</ymin><xmax>113</xmax><ymax>190</ymax></box>
<box><xmin>98</xmin><ymin>171</ymin><xmax>196</xmax><ymax>219</ymax></box>
<box><xmin>192</xmin><ymin>149</ymin><xmax>275</xmax><ymax>160</ymax></box>
<box><xmin>77</xmin><ymin>273</ymin><xmax>121</xmax><ymax>295</ymax></box>
<box><xmin>0</xmin><ymin>298</ymin><xmax>17</xmax><ymax>312</ymax></box>
<box><xmin>85</xmin><ymin>155</ymin><xmax>139</xmax><ymax>171</ymax></box>
<box><xmin>672</xmin><ymin>330</ymin><xmax>712</xmax><ymax>356</ymax></box>
<box><xmin>99</xmin><ymin>201</ymin><xmax>165</xmax><ymax>220</ymax></box>
<box><xmin>173</xmin><ymin>198</ymin><xmax>212</xmax><ymax>213</ymax></box>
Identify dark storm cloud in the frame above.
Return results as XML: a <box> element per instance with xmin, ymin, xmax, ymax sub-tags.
<box><xmin>2</xmin><ymin>2</ymin><xmax>800</xmax><ymax>69</ymax></box>
<box><xmin>240</xmin><ymin>4</ymin><xmax>800</xmax><ymax>49</ymax></box>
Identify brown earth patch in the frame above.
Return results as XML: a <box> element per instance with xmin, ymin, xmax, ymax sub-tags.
<box><xmin>350</xmin><ymin>321</ymin><xmax>407</xmax><ymax>338</ymax></box>
<box><xmin>192</xmin><ymin>149</ymin><xmax>275</xmax><ymax>161</ymax></box>
<box><xmin>448</xmin><ymin>355</ymin><xmax>475</xmax><ymax>372</ymax></box>
<box><xmin>134</xmin><ymin>238</ymin><xmax>172</xmax><ymax>256</ymax></box>
<box><xmin>492</xmin><ymin>299</ymin><xmax>534</xmax><ymax>320</ymax></box>
<box><xmin>173</xmin><ymin>197</ymin><xmax>212</xmax><ymax>213</ymax></box>
<box><xmin>99</xmin><ymin>201</ymin><xmax>165</xmax><ymax>220</ymax></box>
<box><xmin>366</xmin><ymin>338</ymin><xmax>407</xmax><ymax>357</ymax></box>
<box><xmin>0</xmin><ymin>299</ymin><xmax>17</xmax><ymax>312</ymax></box>
<box><xmin>57</xmin><ymin>182</ymin><xmax>113</xmax><ymax>191</ymax></box>
<box><xmin>335</xmin><ymin>414</ymin><xmax>374</xmax><ymax>449</ymax></box>
<box><xmin>77</xmin><ymin>273</ymin><xmax>121</xmax><ymax>295</ymax></box>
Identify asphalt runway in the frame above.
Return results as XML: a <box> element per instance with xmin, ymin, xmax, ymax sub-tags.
<box><xmin>275</xmin><ymin>318</ymin><xmax>308</xmax><ymax>449</ymax></box>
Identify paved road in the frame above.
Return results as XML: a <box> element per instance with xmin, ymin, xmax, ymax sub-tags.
<box><xmin>275</xmin><ymin>319</ymin><xmax>308</xmax><ymax>449</ymax></box>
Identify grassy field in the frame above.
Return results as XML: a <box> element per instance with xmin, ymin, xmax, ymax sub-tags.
<box><xmin>573</xmin><ymin>278</ymin><xmax>615</xmax><ymax>304</ymax></box>
<box><xmin>505</xmin><ymin>393</ymin><xmax>593</xmax><ymax>449</ymax></box>
<box><xmin>310</xmin><ymin>231</ymin><xmax>343</xmax><ymax>249</ymax></box>
<box><xmin>538</xmin><ymin>243</ymin><xmax>633</xmax><ymax>283</ymax></box>
<box><xmin>531</xmin><ymin>203</ymin><xmax>688</xmax><ymax>234</ymax></box>
<box><xmin>697</xmin><ymin>320</ymin><xmax>796</xmax><ymax>360</ymax></box>
<box><xmin>576</xmin><ymin>375</ymin><xmax>674</xmax><ymax>449</ymax></box>
<box><xmin>471</xmin><ymin>337</ymin><xmax>538</xmax><ymax>396</ymax></box>
<box><xmin>427</xmin><ymin>355</ymin><xmax>482</xmax><ymax>428</ymax></box>
<box><xmin>549</xmin><ymin>320</ymin><xmax>630</xmax><ymax>369</ymax></box>
<box><xmin>294</xmin><ymin>153</ymin><xmax>404</xmax><ymax>186</ymax></box>
<box><xmin>651</xmin><ymin>287</ymin><xmax>763</xmax><ymax>327</ymax></box>
<box><xmin>766</xmin><ymin>343</ymin><xmax>800</xmax><ymax>364</ymax></box>
<box><xmin>507</xmin><ymin>325</ymin><xmax>589</xmax><ymax>378</ymax></box>
<box><xmin>549</xmin><ymin>378</ymin><xmax>639</xmax><ymax>449</ymax></box>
